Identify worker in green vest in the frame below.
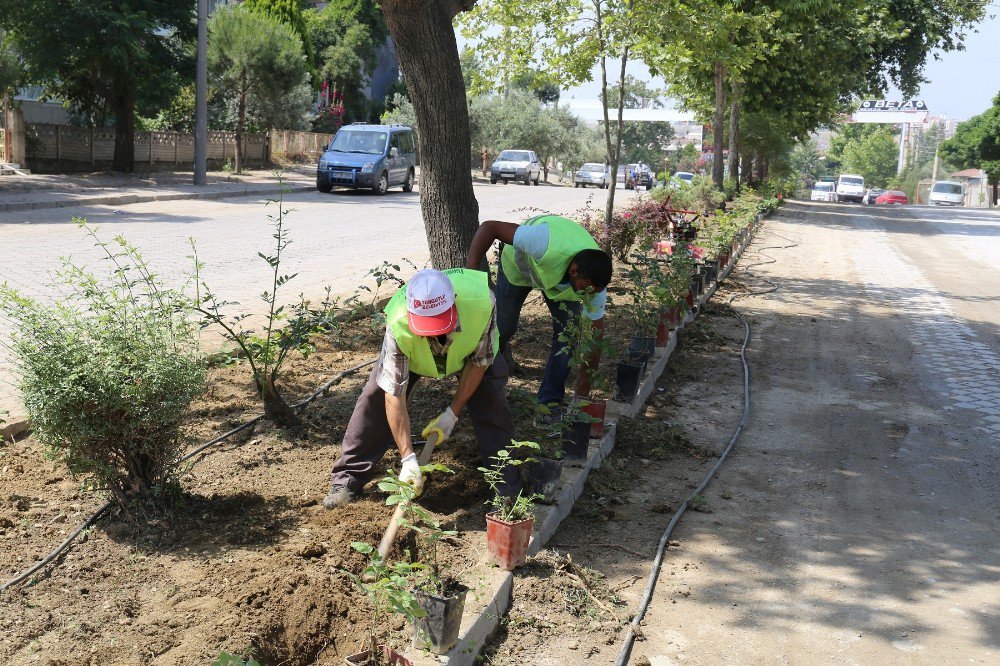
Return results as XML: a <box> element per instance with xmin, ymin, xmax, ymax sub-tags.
<box><xmin>324</xmin><ymin>268</ymin><xmax>517</xmax><ymax>508</ymax></box>
<box><xmin>466</xmin><ymin>214</ymin><xmax>612</xmax><ymax>420</ymax></box>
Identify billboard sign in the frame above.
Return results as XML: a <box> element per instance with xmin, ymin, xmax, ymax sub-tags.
<box><xmin>852</xmin><ymin>100</ymin><xmax>928</xmax><ymax>124</ymax></box>
<box><xmin>858</xmin><ymin>100</ymin><xmax>928</xmax><ymax>112</ymax></box>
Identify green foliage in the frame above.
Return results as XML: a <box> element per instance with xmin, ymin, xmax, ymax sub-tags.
<box><xmin>0</xmin><ymin>0</ymin><xmax>194</xmax><ymax>170</ymax></box>
<box><xmin>478</xmin><ymin>441</ymin><xmax>540</xmax><ymax>522</ymax></box>
<box><xmin>212</xmin><ymin>649</ymin><xmax>260</xmax><ymax>666</ymax></box>
<box><xmin>940</xmin><ymin>92</ymin><xmax>1000</xmax><ymax>202</ymax></box>
<box><xmin>659</xmin><ymin>175</ymin><xmax>725</xmax><ymax>215</ymax></box>
<box><xmin>243</xmin><ymin>0</ymin><xmax>315</xmax><ymax>73</ymax></box>
<box><xmin>0</xmin><ymin>221</ymin><xmax>205</xmax><ymax>512</ymax></box>
<box><xmin>840</xmin><ymin>127</ymin><xmax>898</xmax><ymax>188</ymax></box>
<box><xmin>378</xmin><ymin>465</ymin><xmax>456</xmax><ymax>593</ymax></box>
<box><xmin>138</xmin><ymin>84</ymin><xmax>198</xmax><ymax>133</ymax></box>
<box><xmin>346</xmin><ymin>541</ymin><xmax>427</xmax><ymax>656</ymax></box>
<box><xmin>208</xmin><ymin>5</ymin><xmax>313</xmax><ymax>168</ymax></box>
<box><xmin>305</xmin><ymin>0</ymin><xmax>388</xmax><ymax>122</ymax></box>
<box><xmin>192</xmin><ymin>180</ymin><xmax>317</xmax><ymax>429</ymax></box>
<box><xmin>0</xmin><ymin>35</ymin><xmax>25</xmax><ymax>99</ymax></box>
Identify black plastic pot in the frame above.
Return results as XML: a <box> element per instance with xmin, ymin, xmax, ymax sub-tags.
<box><xmin>615</xmin><ymin>358</ymin><xmax>643</xmax><ymax>402</ymax></box>
<box><xmin>690</xmin><ymin>277</ymin><xmax>702</xmax><ymax>297</ymax></box>
<box><xmin>629</xmin><ymin>335</ymin><xmax>656</xmax><ymax>359</ymax></box>
<box><xmin>413</xmin><ymin>584</ymin><xmax>469</xmax><ymax>655</ymax></box>
<box><xmin>702</xmin><ymin>260</ymin><xmax>719</xmax><ymax>283</ymax></box>
<box><xmin>561</xmin><ymin>419</ymin><xmax>591</xmax><ymax>462</ymax></box>
<box><xmin>522</xmin><ymin>456</ymin><xmax>564</xmax><ymax>503</ymax></box>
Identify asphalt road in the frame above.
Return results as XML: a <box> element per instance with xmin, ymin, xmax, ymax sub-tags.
<box><xmin>0</xmin><ymin>180</ymin><xmax>638</xmax><ymax>418</ymax></box>
<box><xmin>634</xmin><ymin>201</ymin><xmax>999</xmax><ymax>664</ymax></box>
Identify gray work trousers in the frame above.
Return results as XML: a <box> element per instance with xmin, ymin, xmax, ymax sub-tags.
<box><xmin>329</xmin><ymin>353</ymin><xmax>519</xmax><ymax>497</ymax></box>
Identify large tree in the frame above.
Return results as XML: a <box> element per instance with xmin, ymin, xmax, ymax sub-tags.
<box><xmin>380</xmin><ymin>0</ymin><xmax>481</xmax><ymax>269</ymax></box>
<box><xmin>243</xmin><ymin>0</ymin><xmax>315</xmax><ymax>75</ymax></box>
<box><xmin>603</xmin><ymin>76</ymin><xmax>676</xmax><ymax>170</ymax></box>
<box><xmin>841</xmin><ymin>126</ymin><xmax>899</xmax><ymax>188</ymax></box>
<box><xmin>940</xmin><ymin>92</ymin><xmax>1000</xmax><ymax>205</ymax></box>
<box><xmin>0</xmin><ymin>0</ymin><xmax>194</xmax><ymax>173</ymax></box>
<box><xmin>208</xmin><ymin>6</ymin><xmax>311</xmax><ymax>173</ymax></box>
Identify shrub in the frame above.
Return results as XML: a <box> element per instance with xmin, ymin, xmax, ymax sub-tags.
<box><xmin>0</xmin><ymin>221</ymin><xmax>205</xmax><ymax>512</ymax></box>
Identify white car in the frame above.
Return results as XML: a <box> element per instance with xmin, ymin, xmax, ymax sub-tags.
<box><xmin>810</xmin><ymin>181</ymin><xmax>836</xmax><ymax>202</ymax></box>
<box><xmin>574</xmin><ymin>163</ymin><xmax>611</xmax><ymax>188</ymax></box>
<box><xmin>928</xmin><ymin>180</ymin><xmax>964</xmax><ymax>206</ymax></box>
<box><xmin>490</xmin><ymin>150</ymin><xmax>541</xmax><ymax>185</ymax></box>
<box><xmin>836</xmin><ymin>174</ymin><xmax>865</xmax><ymax>203</ymax></box>
<box><xmin>669</xmin><ymin>171</ymin><xmax>695</xmax><ymax>188</ymax></box>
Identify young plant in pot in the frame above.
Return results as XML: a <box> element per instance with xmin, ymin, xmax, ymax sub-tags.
<box><xmin>555</xmin><ymin>304</ymin><xmax>606</xmax><ymax>461</ymax></box>
<box><xmin>377</xmin><ymin>467</ymin><xmax>468</xmax><ymax>656</ymax></box>
<box><xmin>343</xmin><ymin>542</ymin><xmax>426</xmax><ymax>666</ymax></box>
<box><xmin>622</xmin><ymin>253</ymin><xmax>661</xmax><ymax>365</ymax></box>
<box><xmin>518</xmin><ymin>436</ymin><xmax>564</xmax><ymax>504</ymax></box>
<box><xmin>479</xmin><ymin>441</ymin><xmax>542</xmax><ymax>570</ymax></box>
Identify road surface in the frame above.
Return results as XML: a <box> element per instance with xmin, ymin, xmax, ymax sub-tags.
<box><xmin>633</xmin><ymin>200</ymin><xmax>999</xmax><ymax>664</ymax></box>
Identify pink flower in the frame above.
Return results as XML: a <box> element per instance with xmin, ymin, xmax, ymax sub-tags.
<box><xmin>623</xmin><ymin>212</ymin><xmax>633</xmax><ymax>219</ymax></box>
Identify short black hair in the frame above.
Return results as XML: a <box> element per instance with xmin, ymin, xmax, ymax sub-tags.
<box><xmin>574</xmin><ymin>249</ymin><xmax>613</xmax><ymax>290</ymax></box>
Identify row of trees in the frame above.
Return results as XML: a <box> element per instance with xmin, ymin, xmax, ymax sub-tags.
<box><xmin>0</xmin><ymin>0</ymin><xmax>393</xmax><ymax>173</ymax></box>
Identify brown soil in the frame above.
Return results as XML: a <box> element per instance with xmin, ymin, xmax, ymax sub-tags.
<box><xmin>479</xmin><ymin>298</ymin><xmax>749</xmax><ymax>665</ymax></box>
<box><xmin>0</xmin><ymin>292</ymin><xmax>607</xmax><ymax>665</ymax></box>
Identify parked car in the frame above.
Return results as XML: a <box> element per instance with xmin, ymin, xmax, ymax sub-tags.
<box><xmin>836</xmin><ymin>174</ymin><xmax>865</xmax><ymax>203</ymax></box>
<box><xmin>875</xmin><ymin>190</ymin><xmax>908</xmax><ymax>205</ymax></box>
<box><xmin>810</xmin><ymin>181</ymin><xmax>836</xmax><ymax>202</ymax></box>
<box><xmin>316</xmin><ymin>123</ymin><xmax>416</xmax><ymax>195</ymax></box>
<box><xmin>862</xmin><ymin>187</ymin><xmax>886</xmax><ymax>205</ymax></box>
<box><xmin>928</xmin><ymin>180</ymin><xmax>964</xmax><ymax>206</ymax></box>
<box><xmin>574</xmin><ymin>163</ymin><xmax>611</xmax><ymax>188</ymax></box>
<box><xmin>671</xmin><ymin>171</ymin><xmax>695</xmax><ymax>188</ymax></box>
<box><xmin>491</xmin><ymin>150</ymin><xmax>541</xmax><ymax>185</ymax></box>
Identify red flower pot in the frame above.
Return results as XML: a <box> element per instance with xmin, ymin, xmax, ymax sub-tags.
<box><xmin>685</xmin><ymin>290</ymin><xmax>695</xmax><ymax>309</ymax></box>
<box><xmin>581</xmin><ymin>400</ymin><xmax>607</xmax><ymax>438</ymax></box>
<box><xmin>485</xmin><ymin>513</ymin><xmax>533</xmax><ymax>570</ymax></box>
<box><xmin>656</xmin><ymin>318</ymin><xmax>669</xmax><ymax>347</ymax></box>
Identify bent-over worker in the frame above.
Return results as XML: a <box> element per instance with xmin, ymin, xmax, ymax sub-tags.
<box><xmin>324</xmin><ymin>268</ymin><xmax>518</xmax><ymax>508</ymax></box>
<box><xmin>465</xmin><ymin>215</ymin><xmax>612</xmax><ymax>418</ymax></box>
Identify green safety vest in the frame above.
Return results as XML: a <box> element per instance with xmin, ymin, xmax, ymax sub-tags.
<box><xmin>500</xmin><ymin>215</ymin><xmax>600</xmax><ymax>302</ymax></box>
<box><xmin>384</xmin><ymin>268</ymin><xmax>498</xmax><ymax>378</ymax></box>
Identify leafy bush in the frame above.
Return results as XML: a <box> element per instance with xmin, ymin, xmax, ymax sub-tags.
<box><xmin>0</xmin><ymin>221</ymin><xmax>205</xmax><ymax>511</ymax></box>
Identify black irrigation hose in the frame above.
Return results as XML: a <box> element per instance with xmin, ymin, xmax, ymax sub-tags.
<box><xmin>0</xmin><ymin>357</ymin><xmax>378</xmax><ymax>594</ymax></box>
<box><xmin>615</xmin><ymin>222</ymin><xmax>798</xmax><ymax>665</ymax></box>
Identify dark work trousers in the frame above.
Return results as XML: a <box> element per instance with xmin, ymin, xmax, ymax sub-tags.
<box><xmin>329</xmin><ymin>352</ymin><xmax>520</xmax><ymax>498</ymax></box>
<box><xmin>495</xmin><ymin>267</ymin><xmax>582</xmax><ymax>407</ymax></box>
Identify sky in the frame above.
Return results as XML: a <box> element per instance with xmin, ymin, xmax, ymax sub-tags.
<box><xmin>518</xmin><ymin>7</ymin><xmax>1000</xmax><ymax>122</ymax></box>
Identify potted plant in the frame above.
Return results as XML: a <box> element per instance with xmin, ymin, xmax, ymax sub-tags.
<box><xmin>377</xmin><ymin>468</ymin><xmax>467</xmax><ymax>655</ymax></box>
<box><xmin>622</xmin><ymin>254</ymin><xmax>660</xmax><ymax>362</ymax></box>
<box><xmin>343</xmin><ymin>543</ymin><xmax>426</xmax><ymax>666</ymax></box>
<box><xmin>555</xmin><ymin>302</ymin><xmax>606</xmax><ymax>461</ymax></box>
<box><xmin>479</xmin><ymin>441</ymin><xmax>541</xmax><ymax>570</ymax></box>
<box><xmin>519</xmin><ymin>437</ymin><xmax>564</xmax><ymax>504</ymax></box>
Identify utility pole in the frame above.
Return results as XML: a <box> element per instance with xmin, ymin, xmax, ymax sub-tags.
<box><xmin>896</xmin><ymin>123</ymin><xmax>908</xmax><ymax>175</ymax></box>
<box><xmin>193</xmin><ymin>0</ymin><xmax>208</xmax><ymax>185</ymax></box>
<box><xmin>931</xmin><ymin>148</ymin><xmax>940</xmax><ymax>183</ymax></box>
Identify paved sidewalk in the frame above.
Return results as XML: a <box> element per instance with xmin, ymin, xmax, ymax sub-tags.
<box><xmin>0</xmin><ymin>166</ymin><xmax>316</xmax><ymax>212</ymax></box>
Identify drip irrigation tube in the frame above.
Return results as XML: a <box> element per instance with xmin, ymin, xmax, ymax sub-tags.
<box><xmin>0</xmin><ymin>357</ymin><xmax>378</xmax><ymax>594</ymax></box>
<box><xmin>614</xmin><ymin>224</ymin><xmax>798</xmax><ymax>665</ymax></box>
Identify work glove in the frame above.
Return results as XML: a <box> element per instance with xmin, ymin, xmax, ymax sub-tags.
<box><xmin>421</xmin><ymin>406</ymin><xmax>458</xmax><ymax>445</ymax></box>
<box><xmin>400</xmin><ymin>453</ymin><xmax>423</xmax><ymax>496</ymax></box>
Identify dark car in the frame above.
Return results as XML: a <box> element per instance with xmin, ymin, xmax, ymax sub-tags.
<box><xmin>316</xmin><ymin>123</ymin><xmax>416</xmax><ymax>195</ymax></box>
<box><xmin>862</xmin><ymin>187</ymin><xmax>886</xmax><ymax>205</ymax></box>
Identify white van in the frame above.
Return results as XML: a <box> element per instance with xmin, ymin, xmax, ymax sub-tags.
<box><xmin>836</xmin><ymin>174</ymin><xmax>865</xmax><ymax>203</ymax></box>
<box><xmin>928</xmin><ymin>180</ymin><xmax>964</xmax><ymax>206</ymax></box>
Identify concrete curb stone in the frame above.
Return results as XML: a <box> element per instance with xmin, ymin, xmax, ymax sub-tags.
<box><xmin>0</xmin><ymin>184</ymin><xmax>315</xmax><ymax>213</ymax></box>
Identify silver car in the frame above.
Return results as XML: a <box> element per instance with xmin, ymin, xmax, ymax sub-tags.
<box><xmin>491</xmin><ymin>149</ymin><xmax>541</xmax><ymax>185</ymax></box>
<box><xmin>574</xmin><ymin>163</ymin><xmax>611</xmax><ymax>189</ymax></box>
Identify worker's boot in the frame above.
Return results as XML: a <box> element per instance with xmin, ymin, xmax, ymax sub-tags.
<box><xmin>322</xmin><ymin>484</ymin><xmax>360</xmax><ymax>509</ymax></box>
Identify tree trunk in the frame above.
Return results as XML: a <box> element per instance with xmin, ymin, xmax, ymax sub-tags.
<box><xmin>235</xmin><ymin>74</ymin><xmax>247</xmax><ymax>174</ymax></box>
<box><xmin>260</xmin><ymin>376</ymin><xmax>303</xmax><ymax>432</ymax></box>
<box><xmin>112</xmin><ymin>93</ymin><xmax>136</xmax><ymax>173</ymax></box>
<box><xmin>382</xmin><ymin>0</ymin><xmax>479</xmax><ymax>269</ymax></box>
<box><xmin>602</xmin><ymin>45</ymin><xmax>630</xmax><ymax>231</ymax></box>
<box><xmin>727</xmin><ymin>82</ymin><xmax>740</xmax><ymax>187</ymax></box>
<box><xmin>740</xmin><ymin>152</ymin><xmax>752</xmax><ymax>186</ymax></box>
<box><xmin>712</xmin><ymin>61</ymin><xmax>726</xmax><ymax>190</ymax></box>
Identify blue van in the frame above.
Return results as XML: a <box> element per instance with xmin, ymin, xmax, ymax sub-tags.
<box><xmin>316</xmin><ymin>123</ymin><xmax>416</xmax><ymax>195</ymax></box>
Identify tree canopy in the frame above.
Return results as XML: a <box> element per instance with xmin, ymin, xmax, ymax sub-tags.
<box><xmin>0</xmin><ymin>0</ymin><xmax>195</xmax><ymax>172</ymax></box>
<box><xmin>940</xmin><ymin>91</ymin><xmax>1000</xmax><ymax>204</ymax></box>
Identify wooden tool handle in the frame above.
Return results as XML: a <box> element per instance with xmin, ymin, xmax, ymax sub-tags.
<box><xmin>376</xmin><ymin>433</ymin><xmax>439</xmax><ymax>559</ymax></box>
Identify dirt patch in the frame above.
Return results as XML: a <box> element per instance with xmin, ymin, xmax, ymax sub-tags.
<box><xmin>480</xmin><ymin>298</ymin><xmax>750</xmax><ymax>664</ymax></box>
<box><xmin>0</xmin><ymin>294</ymin><xmax>579</xmax><ymax>664</ymax></box>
